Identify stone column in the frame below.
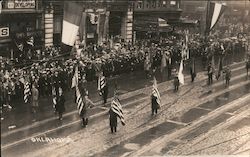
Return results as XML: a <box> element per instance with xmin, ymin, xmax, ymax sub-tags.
<box><xmin>44</xmin><ymin>3</ymin><xmax>53</xmax><ymax>47</ymax></box>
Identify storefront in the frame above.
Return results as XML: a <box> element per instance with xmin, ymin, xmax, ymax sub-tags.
<box><xmin>0</xmin><ymin>0</ymin><xmax>43</xmax><ymax>58</ymax></box>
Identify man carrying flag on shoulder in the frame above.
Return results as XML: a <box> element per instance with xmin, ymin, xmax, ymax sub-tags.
<box><xmin>72</xmin><ymin>65</ymin><xmax>95</xmax><ymax>127</ymax></box>
<box><xmin>151</xmin><ymin>77</ymin><xmax>161</xmax><ymax>116</ymax></box>
<box><xmin>109</xmin><ymin>91</ymin><xmax>125</xmax><ymax>133</ymax></box>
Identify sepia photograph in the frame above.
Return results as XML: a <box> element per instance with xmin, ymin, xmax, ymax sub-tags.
<box><xmin>0</xmin><ymin>0</ymin><xmax>250</xmax><ymax>157</ymax></box>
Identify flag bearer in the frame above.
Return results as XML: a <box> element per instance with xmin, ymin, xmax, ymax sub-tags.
<box><xmin>224</xmin><ymin>66</ymin><xmax>231</xmax><ymax>87</ymax></box>
<box><xmin>109</xmin><ymin>92</ymin><xmax>125</xmax><ymax>133</ymax></box>
<box><xmin>151</xmin><ymin>78</ymin><xmax>161</xmax><ymax>116</ymax></box>
<box><xmin>56</xmin><ymin>88</ymin><xmax>65</xmax><ymax>120</ymax></box>
<box><xmin>80</xmin><ymin>90</ymin><xmax>95</xmax><ymax>127</ymax></box>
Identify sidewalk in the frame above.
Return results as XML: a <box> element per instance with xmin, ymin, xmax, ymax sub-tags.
<box><xmin>0</xmin><ymin>51</ymin><xmax>246</xmax><ymax>134</ymax></box>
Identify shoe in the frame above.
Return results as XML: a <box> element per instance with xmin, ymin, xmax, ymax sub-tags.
<box><xmin>8</xmin><ymin>105</ymin><xmax>12</xmax><ymax>109</ymax></box>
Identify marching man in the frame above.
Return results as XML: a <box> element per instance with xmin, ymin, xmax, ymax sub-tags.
<box><xmin>109</xmin><ymin>91</ymin><xmax>125</xmax><ymax>133</ymax></box>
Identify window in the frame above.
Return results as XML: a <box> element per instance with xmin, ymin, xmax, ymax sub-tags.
<box><xmin>170</xmin><ymin>1</ymin><xmax>176</xmax><ymax>6</ymax></box>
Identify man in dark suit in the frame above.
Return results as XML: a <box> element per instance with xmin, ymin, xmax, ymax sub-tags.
<box><xmin>109</xmin><ymin>105</ymin><xmax>117</xmax><ymax>133</ymax></box>
<box><xmin>207</xmin><ymin>63</ymin><xmax>213</xmax><ymax>85</ymax></box>
<box><xmin>102</xmin><ymin>82</ymin><xmax>108</xmax><ymax>105</ymax></box>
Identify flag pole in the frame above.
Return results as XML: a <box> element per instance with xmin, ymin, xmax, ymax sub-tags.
<box><xmin>205</xmin><ymin>0</ymin><xmax>210</xmax><ymax>42</ymax></box>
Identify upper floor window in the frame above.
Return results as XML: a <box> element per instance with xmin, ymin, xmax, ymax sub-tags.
<box><xmin>137</xmin><ymin>1</ymin><xmax>143</xmax><ymax>9</ymax></box>
<box><xmin>170</xmin><ymin>1</ymin><xmax>176</xmax><ymax>6</ymax></box>
<box><xmin>162</xmin><ymin>0</ymin><xmax>167</xmax><ymax>8</ymax></box>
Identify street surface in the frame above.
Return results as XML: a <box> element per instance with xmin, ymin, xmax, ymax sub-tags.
<box><xmin>1</xmin><ymin>53</ymin><xmax>250</xmax><ymax>157</ymax></box>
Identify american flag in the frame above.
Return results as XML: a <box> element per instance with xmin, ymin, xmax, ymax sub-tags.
<box><xmin>152</xmin><ymin>77</ymin><xmax>161</xmax><ymax>107</ymax></box>
<box><xmin>98</xmin><ymin>75</ymin><xmax>106</xmax><ymax>96</ymax></box>
<box><xmin>52</xmin><ymin>86</ymin><xmax>57</xmax><ymax>108</ymax></box>
<box><xmin>24</xmin><ymin>82</ymin><xmax>30</xmax><ymax>103</ymax></box>
<box><xmin>111</xmin><ymin>97</ymin><xmax>125</xmax><ymax>125</ymax></box>
<box><xmin>72</xmin><ymin>66</ymin><xmax>85</xmax><ymax>115</ymax></box>
<box><xmin>27</xmin><ymin>36</ymin><xmax>34</xmax><ymax>47</ymax></box>
<box><xmin>18</xmin><ymin>43</ymin><xmax>24</xmax><ymax>51</ymax></box>
<box><xmin>76</xmin><ymin>84</ymin><xmax>85</xmax><ymax>115</ymax></box>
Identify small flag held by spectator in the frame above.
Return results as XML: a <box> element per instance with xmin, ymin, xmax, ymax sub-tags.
<box><xmin>27</xmin><ymin>36</ymin><xmax>34</xmax><ymax>47</ymax></box>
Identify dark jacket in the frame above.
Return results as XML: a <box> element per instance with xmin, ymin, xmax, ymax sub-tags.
<box><xmin>174</xmin><ymin>76</ymin><xmax>180</xmax><ymax>87</ymax></box>
<box><xmin>151</xmin><ymin>94</ymin><xmax>159</xmax><ymax>110</ymax></box>
<box><xmin>109</xmin><ymin>109</ymin><xmax>117</xmax><ymax>127</ymax></box>
<box><xmin>56</xmin><ymin>95</ymin><xmax>65</xmax><ymax>113</ymax></box>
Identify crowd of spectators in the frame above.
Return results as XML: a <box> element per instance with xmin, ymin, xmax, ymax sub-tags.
<box><xmin>1</xmin><ymin>15</ymin><xmax>249</xmax><ymax>110</ymax></box>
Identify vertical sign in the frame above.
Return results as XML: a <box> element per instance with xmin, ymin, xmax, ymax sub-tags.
<box><xmin>0</xmin><ymin>27</ymin><xmax>10</xmax><ymax>37</ymax></box>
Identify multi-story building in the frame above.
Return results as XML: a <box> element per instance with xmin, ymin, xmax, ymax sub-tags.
<box><xmin>0</xmin><ymin>0</ymin><xmax>43</xmax><ymax>57</ymax></box>
<box><xmin>43</xmin><ymin>0</ymin><xmax>182</xmax><ymax>46</ymax></box>
<box><xmin>0</xmin><ymin>0</ymin><xmax>183</xmax><ymax>57</ymax></box>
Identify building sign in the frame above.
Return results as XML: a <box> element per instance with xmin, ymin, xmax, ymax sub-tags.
<box><xmin>8</xmin><ymin>1</ymin><xmax>15</xmax><ymax>8</ymax></box>
<box><xmin>14</xmin><ymin>0</ymin><xmax>35</xmax><ymax>9</ymax></box>
<box><xmin>0</xmin><ymin>27</ymin><xmax>9</xmax><ymax>37</ymax></box>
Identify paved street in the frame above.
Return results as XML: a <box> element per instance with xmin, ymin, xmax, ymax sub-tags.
<box><xmin>1</xmin><ymin>52</ymin><xmax>250</xmax><ymax>157</ymax></box>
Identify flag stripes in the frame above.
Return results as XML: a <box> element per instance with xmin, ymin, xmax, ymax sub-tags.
<box><xmin>98</xmin><ymin>75</ymin><xmax>106</xmax><ymax>95</ymax></box>
<box><xmin>27</xmin><ymin>36</ymin><xmax>34</xmax><ymax>47</ymax></box>
<box><xmin>71</xmin><ymin>66</ymin><xmax>79</xmax><ymax>88</ymax></box>
<box><xmin>76</xmin><ymin>86</ymin><xmax>85</xmax><ymax>115</ymax></box>
<box><xmin>72</xmin><ymin>65</ymin><xmax>85</xmax><ymax>115</ymax></box>
<box><xmin>52</xmin><ymin>87</ymin><xmax>57</xmax><ymax>107</ymax></box>
<box><xmin>111</xmin><ymin>98</ymin><xmax>125</xmax><ymax>125</ymax></box>
<box><xmin>24</xmin><ymin>82</ymin><xmax>30</xmax><ymax>103</ymax></box>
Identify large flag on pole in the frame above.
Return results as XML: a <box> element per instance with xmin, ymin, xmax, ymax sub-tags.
<box><xmin>62</xmin><ymin>2</ymin><xmax>83</xmax><ymax>46</ymax></box>
<box><xmin>206</xmin><ymin>2</ymin><xmax>226</xmax><ymax>32</ymax></box>
<box><xmin>158</xmin><ymin>18</ymin><xmax>169</xmax><ymax>27</ymax></box>
<box><xmin>178</xmin><ymin>60</ymin><xmax>185</xmax><ymax>85</ymax></box>
<box><xmin>152</xmin><ymin>77</ymin><xmax>161</xmax><ymax>107</ymax></box>
<box><xmin>72</xmin><ymin>65</ymin><xmax>85</xmax><ymax>115</ymax></box>
<box><xmin>111</xmin><ymin>97</ymin><xmax>125</xmax><ymax>125</ymax></box>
